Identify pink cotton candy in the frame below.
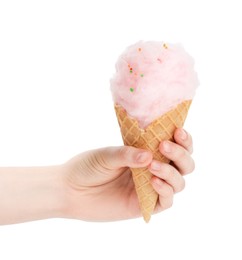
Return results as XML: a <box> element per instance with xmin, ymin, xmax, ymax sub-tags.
<box><xmin>110</xmin><ymin>41</ymin><xmax>199</xmax><ymax>128</ymax></box>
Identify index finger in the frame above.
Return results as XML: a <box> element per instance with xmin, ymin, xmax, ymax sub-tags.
<box><xmin>174</xmin><ymin>128</ymin><xmax>193</xmax><ymax>154</ymax></box>
<box><xmin>159</xmin><ymin>141</ymin><xmax>195</xmax><ymax>175</ymax></box>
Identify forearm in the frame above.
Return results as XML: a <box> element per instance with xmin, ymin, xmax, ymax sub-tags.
<box><xmin>0</xmin><ymin>165</ymin><xmax>66</xmax><ymax>225</ymax></box>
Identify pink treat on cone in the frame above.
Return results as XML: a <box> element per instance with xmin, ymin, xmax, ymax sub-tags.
<box><xmin>110</xmin><ymin>41</ymin><xmax>198</xmax><ymax>222</ymax></box>
<box><xmin>111</xmin><ymin>41</ymin><xmax>198</xmax><ymax>128</ymax></box>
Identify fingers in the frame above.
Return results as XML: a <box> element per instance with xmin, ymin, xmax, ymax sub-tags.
<box><xmin>149</xmin><ymin>161</ymin><xmax>185</xmax><ymax>193</ymax></box>
<box><xmin>148</xmin><ymin>128</ymin><xmax>193</xmax><ymax>212</ymax></box>
<box><xmin>150</xmin><ymin>160</ymin><xmax>186</xmax><ymax>212</ymax></box>
<box><xmin>174</xmin><ymin>128</ymin><xmax>193</xmax><ymax>154</ymax></box>
<box><xmin>159</xmin><ymin>136</ymin><xmax>195</xmax><ymax>176</ymax></box>
<box><xmin>151</xmin><ymin>177</ymin><xmax>174</xmax><ymax>211</ymax></box>
<box><xmin>100</xmin><ymin>146</ymin><xmax>153</xmax><ymax>170</ymax></box>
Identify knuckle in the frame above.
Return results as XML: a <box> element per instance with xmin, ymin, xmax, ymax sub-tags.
<box><xmin>189</xmin><ymin>133</ymin><xmax>193</xmax><ymax>145</ymax></box>
<box><xmin>171</xmin><ymin>166</ymin><xmax>178</xmax><ymax>177</ymax></box>
<box><xmin>164</xmin><ymin>166</ymin><xmax>177</xmax><ymax>182</ymax></box>
<box><xmin>186</xmin><ymin>158</ymin><xmax>195</xmax><ymax>174</ymax></box>
<box><xmin>163</xmin><ymin>198</ymin><xmax>173</xmax><ymax>209</ymax></box>
<box><xmin>119</xmin><ymin>146</ymin><xmax>132</xmax><ymax>160</ymax></box>
<box><xmin>160</xmin><ymin>165</ymin><xmax>171</xmax><ymax>179</ymax></box>
<box><xmin>187</xmin><ymin>134</ymin><xmax>194</xmax><ymax>154</ymax></box>
<box><xmin>163</xmin><ymin>185</ymin><xmax>174</xmax><ymax>198</ymax></box>
<box><xmin>181</xmin><ymin>179</ymin><xmax>186</xmax><ymax>190</ymax></box>
<box><xmin>158</xmin><ymin>184</ymin><xmax>174</xmax><ymax>209</ymax></box>
<box><xmin>188</xmin><ymin>146</ymin><xmax>194</xmax><ymax>154</ymax></box>
<box><xmin>180</xmin><ymin>148</ymin><xmax>187</xmax><ymax>159</ymax></box>
<box><xmin>176</xmin><ymin>179</ymin><xmax>186</xmax><ymax>193</ymax></box>
<box><xmin>190</xmin><ymin>159</ymin><xmax>195</xmax><ymax>172</ymax></box>
<box><xmin>168</xmin><ymin>200</ymin><xmax>173</xmax><ymax>209</ymax></box>
<box><xmin>173</xmin><ymin>147</ymin><xmax>186</xmax><ymax>162</ymax></box>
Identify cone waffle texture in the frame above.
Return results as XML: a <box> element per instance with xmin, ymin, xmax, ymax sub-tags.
<box><xmin>115</xmin><ymin>100</ymin><xmax>192</xmax><ymax>222</ymax></box>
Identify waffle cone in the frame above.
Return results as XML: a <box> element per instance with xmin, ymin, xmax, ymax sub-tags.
<box><xmin>115</xmin><ymin>100</ymin><xmax>192</xmax><ymax>222</ymax></box>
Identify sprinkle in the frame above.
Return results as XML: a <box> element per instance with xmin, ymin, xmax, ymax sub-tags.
<box><xmin>138</xmin><ymin>48</ymin><xmax>142</xmax><ymax>52</ymax></box>
<box><xmin>130</xmin><ymin>68</ymin><xmax>133</xmax><ymax>73</ymax></box>
<box><xmin>128</xmin><ymin>64</ymin><xmax>130</xmax><ymax>68</ymax></box>
<box><xmin>163</xmin><ymin>43</ymin><xmax>168</xmax><ymax>49</ymax></box>
<box><xmin>130</xmin><ymin>87</ymin><xmax>134</xmax><ymax>92</ymax></box>
<box><xmin>140</xmin><ymin>74</ymin><xmax>144</xmax><ymax>77</ymax></box>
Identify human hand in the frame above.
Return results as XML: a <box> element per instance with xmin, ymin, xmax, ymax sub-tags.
<box><xmin>61</xmin><ymin>128</ymin><xmax>194</xmax><ymax>221</ymax></box>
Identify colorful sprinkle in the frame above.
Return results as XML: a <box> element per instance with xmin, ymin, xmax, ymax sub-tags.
<box><xmin>130</xmin><ymin>68</ymin><xmax>133</xmax><ymax>73</ymax></box>
<box><xmin>130</xmin><ymin>87</ymin><xmax>134</xmax><ymax>92</ymax></box>
<box><xmin>140</xmin><ymin>74</ymin><xmax>144</xmax><ymax>77</ymax></box>
<box><xmin>138</xmin><ymin>48</ymin><xmax>142</xmax><ymax>52</ymax></box>
<box><xmin>163</xmin><ymin>43</ymin><xmax>168</xmax><ymax>49</ymax></box>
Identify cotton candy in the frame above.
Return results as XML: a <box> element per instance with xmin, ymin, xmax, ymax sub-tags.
<box><xmin>110</xmin><ymin>41</ymin><xmax>199</xmax><ymax>128</ymax></box>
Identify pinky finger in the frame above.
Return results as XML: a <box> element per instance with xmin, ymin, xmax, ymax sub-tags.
<box><xmin>151</xmin><ymin>177</ymin><xmax>174</xmax><ymax>212</ymax></box>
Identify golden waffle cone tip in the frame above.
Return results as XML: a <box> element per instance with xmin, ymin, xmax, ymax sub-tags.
<box><xmin>115</xmin><ymin>100</ymin><xmax>192</xmax><ymax>222</ymax></box>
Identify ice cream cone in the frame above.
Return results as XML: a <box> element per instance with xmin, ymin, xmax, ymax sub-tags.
<box><xmin>115</xmin><ymin>100</ymin><xmax>192</xmax><ymax>222</ymax></box>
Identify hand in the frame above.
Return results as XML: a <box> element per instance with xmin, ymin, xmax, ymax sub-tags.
<box><xmin>61</xmin><ymin>128</ymin><xmax>194</xmax><ymax>221</ymax></box>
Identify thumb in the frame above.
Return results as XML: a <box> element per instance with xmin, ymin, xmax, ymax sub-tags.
<box><xmin>101</xmin><ymin>146</ymin><xmax>153</xmax><ymax>170</ymax></box>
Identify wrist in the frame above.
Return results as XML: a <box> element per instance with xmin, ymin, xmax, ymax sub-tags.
<box><xmin>58</xmin><ymin>161</ymin><xmax>89</xmax><ymax>221</ymax></box>
<box><xmin>44</xmin><ymin>165</ymin><xmax>70</xmax><ymax>220</ymax></box>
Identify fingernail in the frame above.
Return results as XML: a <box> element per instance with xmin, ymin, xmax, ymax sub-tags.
<box><xmin>151</xmin><ymin>161</ymin><xmax>162</xmax><ymax>171</ymax></box>
<box><xmin>163</xmin><ymin>141</ymin><xmax>172</xmax><ymax>153</ymax></box>
<box><xmin>179</xmin><ymin>129</ymin><xmax>187</xmax><ymax>140</ymax></box>
<box><xmin>136</xmin><ymin>152</ymin><xmax>150</xmax><ymax>163</ymax></box>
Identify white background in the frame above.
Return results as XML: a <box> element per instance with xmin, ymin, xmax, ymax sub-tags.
<box><xmin>0</xmin><ymin>0</ymin><xmax>241</xmax><ymax>259</ymax></box>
